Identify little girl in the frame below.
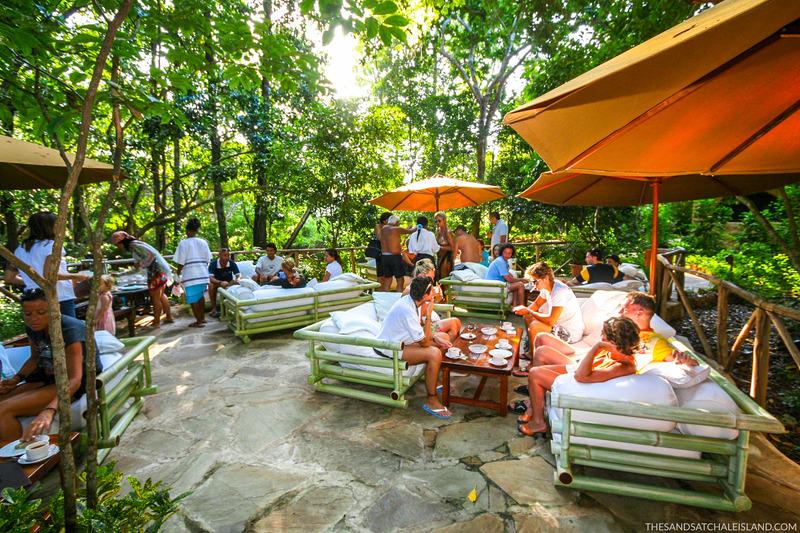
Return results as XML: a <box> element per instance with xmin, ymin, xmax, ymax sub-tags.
<box><xmin>517</xmin><ymin>316</ymin><xmax>640</xmax><ymax>436</ymax></box>
<box><xmin>94</xmin><ymin>274</ymin><xmax>116</xmax><ymax>335</ymax></box>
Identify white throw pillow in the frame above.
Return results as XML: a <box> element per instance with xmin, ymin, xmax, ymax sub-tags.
<box><xmin>641</xmin><ymin>362</ymin><xmax>710</xmax><ymax>389</ymax></box>
<box><xmin>463</xmin><ymin>262</ymin><xmax>488</xmax><ymax>278</ymax></box>
<box><xmin>550</xmin><ymin>373</ymin><xmax>678</xmax><ymax>432</ymax></box>
<box><xmin>0</xmin><ymin>345</ymin><xmax>14</xmax><ymax>379</ymax></box>
<box><xmin>226</xmin><ymin>285</ymin><xmax>255</xmax><ymax>300</ymax></box>
<box><xmin>373</xmin><ymin>292</ymin><xmax>402</xmax><ymax>322</ymax></box>
<box><xmin>237</xmin><ymin>278</ymin><xmax>260</xmax><ymax>291</ymax></box>
<box><xmin>619</xmin><ymin>263</ymin><xmax>648</xmax><ymax>281</ymax></box>
<box><xmin>94</xmin><ymin>331</ymin><xmax>125</xmax><ymax>355</ymax></box>
<box><xmin>451</xmin><ymin>269</ymin><xmax>479</xmax><ymax>282</ymax></box>
<box><xmin>328</xmin><ymin>311</ymin><xmax>380</xmax><ymax>357</ymax></box>
<box><xmin>236</xmin><ymin>260</ymin><xmax>256</xmax><ymax>279</ymax></box>
<box><xmin>675</xmin><ymin>381</ymin><xmax>740</xmax><ymax>440</ymax></box>
<box><xmin>611</xmin><ymin>279</ymin><xmax>645</xmax><ymax>291</ymax></box>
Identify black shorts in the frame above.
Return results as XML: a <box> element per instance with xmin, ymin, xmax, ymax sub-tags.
<box><xmin>375</xmin><ymin>254</ymin><xmax>384</xmax><ymax>278</ymax></box>
<box><xmin>25</xmin><ymin>368</ymin><xmax>85</xmax><ymax>402</ymax></box>
<box><xmin>381</xmin><ymin>254</ymin><xmax>407</xmax><ymax>278</ymax></box>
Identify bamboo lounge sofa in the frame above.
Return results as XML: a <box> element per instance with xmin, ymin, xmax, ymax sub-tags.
<box><xmin>2</xmin><ymin>334</ymin><xmax>158</xmax><ymax>463</ymax></box>
<box><xmin>544</xmin><ymin>291</ymin><xmax>785</xmax><ymax>511</ymax></box>
<box><xmin>218</xmin><ymin>275</ymin><xmax>380</xmax><ymax>343</ymax></box>
<box><xmin>439</xmin><ymin>263</ymin><xmax>512</xmax><ymax>320</ymax></box>
<box><xmin>294</xmin><ymin>295</ymin><xmax>455</xmax><ymax>408</ymax></box>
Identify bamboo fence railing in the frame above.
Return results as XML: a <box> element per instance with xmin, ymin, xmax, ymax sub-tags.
<box><xmin>656</xmin><ymin>255</ymin><xmax>800</xmax><ymax>407</ymax></box>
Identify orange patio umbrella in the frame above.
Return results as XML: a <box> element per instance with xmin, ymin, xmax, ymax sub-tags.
<box><xmin>369</xmin><ymin>174</ymin><xmax>505</xmax><ymax>212</ymax></box>
<box><xmin>0</xmin><ymin>135</ymin><xmax>122</xmax><ymax>189</ymax></box>
<box><xmin>505</xmin><ymin>0</ymin><xmax>800</xmax><ymax>289</ymax></box>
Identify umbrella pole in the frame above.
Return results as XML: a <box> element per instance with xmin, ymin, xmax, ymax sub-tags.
<box><xmin>649</xmin><ymin>181</ymin><xmax>660</xmax><ymax>296</ymax></box>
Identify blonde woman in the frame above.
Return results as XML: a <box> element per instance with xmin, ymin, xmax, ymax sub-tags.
<box><xmin>434</xmin><ymin>211</ymin><xmax>455</xmax><ymax>279</ymax></box>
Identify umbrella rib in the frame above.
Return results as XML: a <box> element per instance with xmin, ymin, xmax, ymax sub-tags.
<box><xmin>10</xmin><ymin>163</ymin><xmax>54</xmax><ymax>188</ymax></box>
<box><xmin>558</xmin><ymin>34</ymin><xmax>779</xmax><ymax>173</ymax></box>
<box><xmin>709</xmin><ymin>98</ymin><xmax>800</xmax><ymax>173</ymax></box>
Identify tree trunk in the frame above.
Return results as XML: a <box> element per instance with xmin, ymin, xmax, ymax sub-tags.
<box><xmin>1</xmin><ymin>193</ymin><xmax>18</xmax><ymax>252</ymax></box>
<box><xmin>284</xmin><ymin>206</ymin><xmax>312</xmax><ymax>249</ymax></box>
<box><xmin>252</xmin><ymin>0</ymin><xmax>273</xmax><ymax>248</ymax></box>
<box><xmin>172</xmin><ymin>137</ymin><xmax>182</xmax><ymax>240</ymax></box>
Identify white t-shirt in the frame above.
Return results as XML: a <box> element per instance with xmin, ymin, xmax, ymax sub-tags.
<box><xmin>377</xmin><ymin>294</ymin><xmax>425</xmax><ymax>358</ymax></box>
<box><xmin>256</xmin><ymin>255</ymin><xmax>283</xmax><ymax>277</ymax></box>
<box><xmin>173</xmin><ymin>237</ymin><xmax>212</xmax><ymax>287</ymax></box>
<box><xmin>325</xmin><ymin>261</ymin><xmax>343</xmax><ymax>279</ymax></box>
<box><xmin>539</xmin><ymin>280</ymin><xmax>584</xmax><ymax>343</ymax></box>
<box><xmin>490</xmin><ymin>220</ymin><xmax>509</xmax><ymax>248</ymax></box>
<box><xmin>408</xmin><ymin>228</ymin><xmax>440</xmax><ymax>256</ymax></box>
<box><xmin>14</xmin><ymin>241</ymin><xmax>76</xmax><ymax>302</ymax></box>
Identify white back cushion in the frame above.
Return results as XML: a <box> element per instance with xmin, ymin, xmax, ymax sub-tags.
<box><xmin>675</xmin><ymin>381</ymin><xmax>740</xmax><ymax>440</ymax></box>
<box><xmin>94</xmin><ymin>330</ymin><xmax>125</xmax><ymax>355</ymax></box>
<box><xmin>373</xmin><ymin>292</ymin><xmax>402</xmax><ymax>322</ymax></box>
<box><xmin>237</xmin><ymin>278</ymin><xmax>260</xmax><ymax>291</ymax></box>
<box><xmin>462</xmin><ymin>262</ymin><xmax>488</xmax><ymax>278</ymax></box>
<box><xmin>236</xmin><ymin>260</ymin><xmax>256</xmax><ymax>279</ymax></box>
<box><xmin>551</xmin><ymin>373</ymin><xmax>677</xmax><ymax>432</ymax></box>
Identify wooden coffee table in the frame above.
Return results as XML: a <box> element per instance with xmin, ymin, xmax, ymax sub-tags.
<box><xmin>0</xmin><ymin>432</ymin><xmax>79</xmax><ymax>487</ymax></box>
<box><xmin>440</xmin><ymin>324</ymin><xmax>522</xmax><ymax>416</ymax></box>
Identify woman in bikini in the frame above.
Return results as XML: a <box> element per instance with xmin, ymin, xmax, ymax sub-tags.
<box><xmin>434</xmin><ymin>211</ymin><xmax>455</xmax><ymax>280</ymax></box>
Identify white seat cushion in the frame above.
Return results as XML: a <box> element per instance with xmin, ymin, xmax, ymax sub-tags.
<box><xmin>236</xmin><ymin>260</ymin><xmax>257</xmax><ymax>279</ymax></box>
<box><xmin>675</xmin><ymin>381</ymin><xmax>740</xmax><ymax>440</ymax></box>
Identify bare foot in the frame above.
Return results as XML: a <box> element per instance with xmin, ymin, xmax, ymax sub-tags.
<box><xmin>188</xmin><ymin>322</ymin><xmax>206</xmax><ymax>328</ymax></box>
<box><xmin>163</xmin><ymin>318</ymin><xmax>175</xmax><ymax>324</ymax></box>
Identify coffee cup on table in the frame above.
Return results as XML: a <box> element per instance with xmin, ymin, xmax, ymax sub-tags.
<box><xmin>446</xmin><ymin>347</ymin><xmax>460</xmax><ymax>358</ymax></box>
<box><xmin>502</xmin><ymin>321</ymin><xmax>512</xmax><ymax>330</ymax></box>
<box><xmin>25</xmin><ymin>440</ymin><xmax>50</xmax><ymax>461</ymax></box>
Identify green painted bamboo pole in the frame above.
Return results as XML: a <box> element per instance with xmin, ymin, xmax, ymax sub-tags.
<box><xmin>103</xmin><ymin>362</ymin><xmax>143</xmax><ymax>405</ymax></box>
<box><xmin>550</xmin><ymin>419</ymin><xmax>737</xmax><ymax>455</ymax></box>
<box><xmin>558</xmin><ymin>474</ymin><xmax>741</xmax><ymax>512</ymax></box>
<box><xmin>107</xmin><ymin>380</ymin><xmax>140</xmax><ymax>420</ymax></box>
<box><xmin>562</xmin><ymin>443</ymin><xmax>728</xmax><ymax>477</ymax></box>
<box><xmin>101</xmin><ymin>336</ymin><xmax>155</xmax><ymax>386</ymax></box>
<box><xmin>314</xmin><ymin>350</ymin><xmax>398</xmax><ymax>369</ymax></box>
<box><xmin>295</xmin><ymin>326</ymin><xmax>403</xmax><ymax>351</ymax></box>
<box><xmin>559</xmin><ymin>408</ymin><xmax>573</xmax><ymax>482</ymax></box>
<box><xmin>97</xmin><ymin>386</ymin><xmax>111</xmax><ymax>446</ymax></box>
<box><xmin>314</xmin><ymin>382</ymin><xmax>408</xmax><ymax>408</ymax></box>
<box><xmin>104</xmin><ymin>397</ymin><xmax>144</xmax><ymax>448</ymax></box>
<box><xmin>732</xmin><ymin>431</ymin><xmax>749</xmax><ymax>494</ymax></box>
<box><xmin>318</xmin><ymin>362</ymin><xmax>396</xmax><ymax>385</ymax></box>
<box><xmin>555</xmin><ymin>394</ymin><xmax>737</xmax><ymax>428</ymax></box>
<box><xmin>392</xmin><ymin>372</ymin><xmax>424</xmax><ymax>401</ymax></box>
<box><xmin>316</xmin><ymin>373</ymin><xmax>393</xmax><ymax>389</ymax></box>
<box><xmin>569</xmin><ymin>458</ymin><xmax>720</xmax><ymax>483</ymax></box>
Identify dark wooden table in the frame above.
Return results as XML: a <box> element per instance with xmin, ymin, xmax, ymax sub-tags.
<box><xmin>113</xmin><ymin>286</ymin><xmax>150</xmax><ymax>337</ymax></box>
<box><xmin>0</xmin><ymin>432</ymin><xmax>79</xmax><ymax>486</ymax></box>
<box><xmin>441</xmin><ymin>323</ymin><xmax>522</xmax><ymax>416</ymax></box>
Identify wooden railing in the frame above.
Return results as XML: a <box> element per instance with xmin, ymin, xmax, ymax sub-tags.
<box><xmin>657</xmin><ymin>255</ymin><xmax>800</xmax><ymax>407</ymax></box>
<box><xmin>653</xmin><ymin>247</ymin><xmax>687</xmax><ymax>315</ymax></box>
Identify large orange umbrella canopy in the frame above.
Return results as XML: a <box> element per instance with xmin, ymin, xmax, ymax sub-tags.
<box><xmin>0</xmin><ymin>135</ymin><xmax>121</xmax><ymax>189</ymax></box>
<box><xmin>503</xmin><ymin>0</ymin><xmax>800</xmax><ymax>178</ymax></box>
<box><xmin>369</xmin><ymin>174</ymin><xmax>505</xmax><ymax>212</ymax></box>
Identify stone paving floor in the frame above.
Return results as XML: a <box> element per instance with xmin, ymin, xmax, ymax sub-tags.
<box><xmin>107</xmin><ymin>312</ymin><xmax>800</xmax><ymax>532</ymax></box>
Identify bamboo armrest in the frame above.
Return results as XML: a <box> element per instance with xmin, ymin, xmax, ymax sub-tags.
<box><xmin>294</xmin><ymin>321</ymin><xmax>403</xmax><ymax>351</ymax></box>
<box><xmin>98</xmin><ymin>336</ymin><xmax>155</xmax><ymax>387</ymax></box>
<box><xmin>440</xmin><ymin>278</ymin><xmax>507</xmax><ymax>288</ymax></box>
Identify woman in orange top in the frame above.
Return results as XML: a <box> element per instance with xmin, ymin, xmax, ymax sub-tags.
<box><xmin>518</xmin><ymin>316</ymin><xmax>640</xmax><ymax>436</ymax></box>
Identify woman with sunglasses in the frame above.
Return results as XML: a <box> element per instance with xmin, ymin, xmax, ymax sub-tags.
<box><xmin>514</xmin><ymin>262</ymin><xmax>584</xmax><ymax>361</ymax></box>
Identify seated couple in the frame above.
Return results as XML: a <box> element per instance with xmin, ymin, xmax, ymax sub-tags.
<box><xmin>377</xmin><ymin>275</ymin><xmax>459</xmax><ymax>419</ymax></box>
<box><xmin>566</xmin><ymin>248</ymin><xmax>633</xmax><ymax>286</ymax></box>
<box><xmin>517</xmin><ymin>291</ymin><xmax>695</xmax><ymax>436</ymax></box>
<box><xmin>0</xmin><ymin>289</ymin><xmax>102</xmax><ymax>441</ymax></box>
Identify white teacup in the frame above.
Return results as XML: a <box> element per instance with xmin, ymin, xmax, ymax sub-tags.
<box><xmin>501</xmin><ymin>322</ymin><xmax>513</xmax><ymax>330</ymax></box>
<box><xmin>25</xmin><ymin>440</ymin><xmax>50</xmax><ymax>461</ymax></box>
<box><xmin>446</xmin><ymin>347</ymin><xmax>461</xmax><ymax>358</ymax></box>
<box><xmin>497</xmin><ymin>340</ymin><xmax>512</xmax><ymax>349</ymax></box>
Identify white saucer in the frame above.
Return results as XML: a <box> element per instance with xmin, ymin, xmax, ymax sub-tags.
<box><xmin>445</xmin><ymin>350</ymin><xmax>464</xmax><ymax>360</ymax></box>
<box><xmin>489</xmin><ymin>348</ymin><xmax>513</xmax><ymax>358</ymax></box>
<box><xmin>18</xmin><ymin>444</ymin><xmax>59</xmax><ymax>465</ymax></box>
<box><xmin>481</xmin><ymin>327</ymin><xmax>498</xmax><ymax>335</ymax></box>
<box><xmin>502</xmin><ymin>326</ymin><xmax>516</xmax><ymax>333</ymax></box>
<box><xmin>496</xmin><ymin>341</ymin><xmax>513</xmax><ymax>349</ymax></box>
<box><xmin>0</xmin><ymin>436</ymin><xmax>49</xmax><ymax>458</ymax></box>
<box><xmin>460</xmin><ymin>333</ymin><xmax>477</xmax><ymax>340</ymax></box>
<box><xmin>489</xmin><ymin>357</ymin><xmax>507</xmax><ymax>367</ymax></box>
<box><xmin>469</xmin><ymin>344</ymin><xmax>487</xmax><ymax>354</ymax></box>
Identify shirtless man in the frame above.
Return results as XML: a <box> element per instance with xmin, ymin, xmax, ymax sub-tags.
<box><xmin>453</xmin><ymin>225</ymin><xmax>482</xmax><ymax>264</ymax></box>
<box><xmin>379</xmin><ymin>215</ymin><xmax>416</xmax><ymax>292</ymax></box>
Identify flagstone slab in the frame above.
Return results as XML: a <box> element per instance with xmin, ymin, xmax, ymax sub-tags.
<box><xmin>514</xmin><ymin>503</ymin><xmax>624</xmax><ymax>533</ymax></box>
<box><xmin>251</xmin><ymin>485</ymin><xmax>356</xmax><ymax>532</ymax></box>
<box><xmin>362</xmin><ymin>486</ymin><xmax>453</xmax><ymax>533</ymax></box>
<box><xmin>123</xmin><ymin>428</ymin><xmax>197</xmax><ymax>460</ymax></box>
<box><xmin>480</xmin><ymin>456</ymin><xmax>575</xmax><ymax>506</ymax></box>
<box><xmin>431</xmin><ymin>513</ymin><xmax>505</xmax><ymax>533</ymax></box>
<box><xmin>404</xmin><ymin>464</ymin><xmax>489</xmax><ymax>509</ymax></box>
<box><xmin>229</xmin><ymin>398</ymin><xmax>316</xmax><ymax>454</ymax></box>
<box><xmin>366</xmin><ymin>421</ymin><xmax>425</xmax><ymax>460</ymax></box>
<box><xmin>180</xmin><ymin>463</ymin><xmax>305</xmax><ymax>533</ymax></box>
<box><xmin>434</xmin><ymin>417</ymin><xmax>517</xmax><ymax>459</ymax></box>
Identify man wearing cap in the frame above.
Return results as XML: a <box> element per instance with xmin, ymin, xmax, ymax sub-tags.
<box><xmin>379</xmin><ymin>215</ymin><xmax>416</xmax><ymax>292</ymax></box>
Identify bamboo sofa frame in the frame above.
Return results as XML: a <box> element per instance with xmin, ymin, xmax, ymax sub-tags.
<box><xmin>438</xmin><ymin>277</ymin><xmax>510</xmax><ymax>320</ymax></box>
<box><xmin>218</xmin><ymin>280</ymin><xmax>380</xmax><ymax>343</ymax></box>
<box><xmin>6</xmin><ymin>335</ymin><xmax>157</xmax><ymax>463</ymax></box>
<box><xmin>548</xmin><ymin>339</ymin><xmax>785</xmax><ymax>511</ymax></box>
<box><xmin>294</xmin><ymin>303</ymin><xmax>454</xmax><ymax>408</ymax></box>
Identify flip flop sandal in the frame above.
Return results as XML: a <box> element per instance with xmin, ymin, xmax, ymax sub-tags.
<box><xmin>514</xmin><ymin>384</ymin><xmax>529</xmax><ymax>395</ymax></box>
<box><xmin>517</xmin><ymin>412</ymin><xmax>533</xmax><ymax>424</ymax></box>
<box><xmin>512</xmin><ymin>369</ymin><xmax>529</xmax><ymax>378</ymax></box>
<box><xmin>507</xmin><ymin>399</ymin><xmax>529</xmax><ymax>414</ymax></box>
<box><xmin>422</xmin><ymin>404</ymin><xmax>452</xmax><ymax>420</ymax></box>
<box><xmin>517</xmin><ymin>423</ymin><xmax>548</xmax><ymax>438</ymax></box>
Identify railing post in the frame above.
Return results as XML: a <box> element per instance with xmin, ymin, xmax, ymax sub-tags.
<box><xmin>716</xmin><ymin>286</ymin><xmax>729</xmax><ymax>363</ymax></box>
<box><xmin>750</xmin><ymin>308</ymin><xmax>771</xmax><ymax>406</ymax></box>
<box><xmin>349</xmin><ymin>249</ymin><xmax>357</xmax><ymax>272</ymax></box>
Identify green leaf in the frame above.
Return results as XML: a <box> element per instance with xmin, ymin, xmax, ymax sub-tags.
<box><xmin>383</xmin><ymin>14</ymin><xmax>408</xmax><ymax>26</ymax></box>
<box><xmin>299</xmin><ymin>0</ymin><xmax>315</xmax><ymax>14</ymax></box>
<box><xmin>372</xmin><ymin>1</ymin><xmax>397</xmax><ymax>15</ymax></box>
<box><xmin>378</xmin><ymin>25</ymin><xmax>392</xmax><ymax>46</ymax></box>
<box><xmin>322</xmin><ymin>26</ymin><xmax>336</xmax><ymax>45</ymax></box>
<box><xmin>386</xmin><ymin>25</ymin><xmax>407</xmax><ymax>43</ymax></box>
<box><xmin>365</xmin><ymin>17</ymin><xmax>379</xmax><ymax>39</ymax></box>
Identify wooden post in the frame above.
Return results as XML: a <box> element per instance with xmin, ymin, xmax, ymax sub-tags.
<box><xmin>716</xmin><ymin>286</ymin><xmax>729</xmax><ymax>364</ymax></box>
<box><xmin>727</xmin><ymin>311</ymin><xmax>757</xmax><ymax>371</ymax></box>
<box><xmin>749</xmin><ymin>308</ymin><xmax>770</xmax><ymax>406</ymax></box>
<box><xmin>349</xmin><ymin>249</ymin><xmax>357</xmax><ymax>272</ymax></box>
<box><xmin>766</xmin><ymin>311</ymin><xmax>800</xmax><ymax>370</ymax></box>
<box><xmin>668</xmin><ymin>268</ymin><xmax>714</xmax><ymax>358</ymax></box>
<box><xmin>659</xmin><ymin>262</ymin><xmax>672</xmax><ymax>317</ymax></box>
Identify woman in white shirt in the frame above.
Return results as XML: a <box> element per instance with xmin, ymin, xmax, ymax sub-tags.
<box><xmin>322</xmin><ymin>248</ymin><xmax>344</xmax><ymax>281</ymax></box>
<box><xmin>174</xmin><ymin>217</ymin><xmax>212</xmax><ymax>328</ymax></box>
<box><xmin>514</xmin><ymin>262</ymin><xmax>584</xmax><ymax>360</ymax></box>
<box><xmin>407</xmin><ymin>215</ymin><xmax>440</xmax><ymax>267</ymax></box>
<box><xmin>5</xmin><ymin>211</ymin><xmax>88</xmax><ymax>317</ymax></box>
